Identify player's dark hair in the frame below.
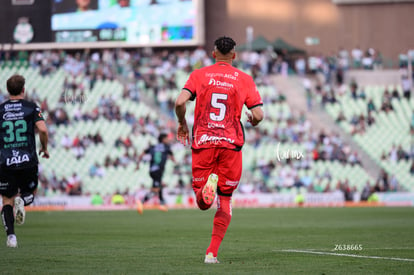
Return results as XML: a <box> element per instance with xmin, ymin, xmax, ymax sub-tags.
<box><xmin>158</xmin><ymin>133</ymin><xmax>168</xmax><ymax>143</ymax></box>
<box><xmin>214</xmin><ymin>36</ymin><xmax>236</xmax><ymax>55</ymax></box>
<box><xmin>7</xmin><ymin>74</ymin><xmax>25</xmax><ymax>96</ymax></box>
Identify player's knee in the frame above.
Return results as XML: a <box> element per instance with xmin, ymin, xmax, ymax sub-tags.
<box><xmin>1</xmin><ymin>196</ymin><xmax>14</xmax><ymax>206</ymax></box>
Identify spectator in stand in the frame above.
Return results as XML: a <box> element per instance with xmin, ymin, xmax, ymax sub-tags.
<box><xmin>373</xmin><ymin>180</ymin><xmax>382</xmax><ymax>192</ymax></box>
<box><xmin>402</xmin><ymin>74</ymin><xmax>412</xmax><ymax>100</ymax></box>
<box><xmin>382</xmin><ymin>89</ymin><xmax>391</xmax><ymax>102</ymax></box>
<box><xmin>351</xmin><ymin>46</ymin><xmax>363</xmax><ymax>68</ymax></box>
<box><xmin>293</xmin><ymin>176</ymin><xmax>304</xmax><ymax>189</ymax></box>
<box><xmin>323</xmin><ymin>182</ymin><xmax>332</xmax><ymax>193</ymax></box>
<box><xmin>295</xmin><ymin>57</ymin><xmax>306</xmax><ymax>76</ymax></box>
<box><xmin>61</xmin><ymin>134</ymin><xmax>72</xmax><ymax>150</ymax></box>
<box><xmin>377</xmin><ymin>169</ymin><xmax>389</xmax><ymax>191</ymax></box>
<box><xmin>348</xmin><ymin>152</ymin><xmax>362</xmax><ymax>166</ymax></box>
<box><xmin>350</xmin><ymin>80</ymin><xmax>358</xmax><ymax>100</ymax></box>
<box><xmin>303</xmin><ymin>77</ymin><xmax>313</xmax><ymax>111</ymax></box>
<box><xmin>367</xmin><ymin>111</ymin><xmax>375</xmax><ymax>126</ymax></box>
<box><xmin>72</xmin><ymin>144</ymin><xmax>85</xmax><ymax>160</ymax></box>
<box><xmin>359</xmin><ymin>86</ymin><xmax>367</xmax><ymax>100</ymax></box>
<box><xmin>380</xmin><ymin>97</ymin><xmax>393</xmax><ymax>113</ymax></box>
<box><xmin>341</xmin><ymin>179</ymin><xmax>353</xmax><ymax>201</ymax></box>
<box><xmin>66</xmin><ymin>173</ymin><xmax>82</xmax><ymax>195</ymax></box>
<box><xmin>336</xmin><ymin>110</ymin><xmax>346</xmax><ymax>123</ymax></box>
<box><xmin>391</xmin><ymin>86</ymin><xmax>400</xmax><ymax>100</ymax></box>
<box><xmin>6</xmin><ymin>47</ymin><xmax>392</xmax><ymax>197</ymax></box>
<box><xmin>411</xmin><ymin>111</ymin><xmax>414</xmax><ymax>132</ymax></box>
<box><xmin>389</xmin><ymin>144</ymin><xmax>398</xmax><ymax>163</ymax></box>
<box><xmin>396</xmin><ymin>145</ymin><xmax>409</xmax><ymax>161</ymax></box>
<box><xmin>95</xmin><ymin>164</ymin><xmax>105</xmax><ymax>177</ymax></box>
<box><xmin>379</xmin><ymin>151</ymin><xmax>386</xmax><ymax>161</ymax></box>
<box><xmin>300</xmin><ymin>171</ymin><xmax>313</xmax><ymax>188</ymax></box>
<box><xmin>367</xmin><ymin>98</ymin><xmax>376</xmax><ymax>113</ymax></box>
<box><xmin>362</xmin><ymin>51</ymin><xmax>373</xmax><ymax>70</ymax></box>
<box><xmin>360</xmin><ymin>181</ymin><xmax>372</xmax><ymax>201</ymax></box>
<box><xmin>389</xmin><ymin>174</ymin><xmax>400</xmax><ymax>192</ymax></box>
<box><xmin>410</xmin><ymin>160</ymin><xmax>414</xmax><ymax>175</ymax></box>
<box><xmin>338</xmin><ymin>47</ymin><xmax>349</xmax><ymax>71</ymax></box>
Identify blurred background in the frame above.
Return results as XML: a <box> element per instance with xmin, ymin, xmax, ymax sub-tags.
<box><xmin>0</xmin><ymin>0</ymin><xmax>413</xmax><ymax>209</ymax></box>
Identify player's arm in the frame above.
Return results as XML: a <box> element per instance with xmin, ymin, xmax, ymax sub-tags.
<box><xmin>245</xmin><ymin>77</ymin><xmax>264</xmax><ymax>127</ymax></box>
<box><xmin>246</xmin><ymin>106</ymin><xmax>264</xmax><ymax>126</ymax></box>
<box><xmin>136</xmin><ymin>149</ymin><xmax>149</xmax><ymax>170</ymax></box>
<box><xmin>175</xmin><ymin>89</ymin><xmax>192</xmax><ymax>146</ymax></box>
<box><xmin>35</xmin><ymin>120</ymin><xmax>49</xmax><ymax>158</ymax></box>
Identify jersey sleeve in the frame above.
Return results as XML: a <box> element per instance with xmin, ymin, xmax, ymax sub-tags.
<box><xmin>182</xmin><ymin>71</ymin><xmax>197</xmax><ymax>101</ymax></box>
<box><xmin>245</xmin><ymin>77</ymin><xmax>263</xmax><ymax>109</ymax></box>
<box><xmin>34</xmin><ymin>105</ymin><xmax>45</xmax><ymax>122</ymax></box>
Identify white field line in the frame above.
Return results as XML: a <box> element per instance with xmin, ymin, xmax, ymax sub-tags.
<box><xmin>274</xmin><ymin>249</ymin><xmax>414</xmax><ymax>263</ymax></box>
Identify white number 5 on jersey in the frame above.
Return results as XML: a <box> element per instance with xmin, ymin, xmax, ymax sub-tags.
<box><xmin>210</xmin><ymin>93</ymin><xmax>228</xmax><ymax>121</ymax></box>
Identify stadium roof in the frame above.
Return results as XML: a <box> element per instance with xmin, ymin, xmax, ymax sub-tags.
<box><xmin>237</xmin><ymin>36</ymin><xmax>306</xmax><ymax>55</ymax></box>
<box><xmin>272</xmin><ymin>37</ymin><xmax>306</xmax><ymax>55</ymax></box>
<box><xmin>236</xmin><ymin>35</ymin><xmax>272</xmax><ymax>51</ymax></box>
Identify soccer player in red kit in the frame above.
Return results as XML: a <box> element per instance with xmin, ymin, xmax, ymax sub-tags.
<box><xmin>175</xmin><ymin>36</ymin><xmax>264</xmax><ymax>263</ymax></box>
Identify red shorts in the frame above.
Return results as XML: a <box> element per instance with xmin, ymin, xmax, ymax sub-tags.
<box><xmin>192</xmin><ymin>148</ymin><xmax>242</xmax><ymax>196</ymax></box>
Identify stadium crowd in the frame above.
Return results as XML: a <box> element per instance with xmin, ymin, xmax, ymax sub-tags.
<box><xmin>0</xmin><ymin>45</ymin><xmax>410</xmax><ymax>199</ymax></box>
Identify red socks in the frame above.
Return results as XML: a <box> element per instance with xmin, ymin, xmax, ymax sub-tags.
<box><xmin>206</xmin><ymin>195</ymin><xmax>232</xmax><ymax>257</ymax></box>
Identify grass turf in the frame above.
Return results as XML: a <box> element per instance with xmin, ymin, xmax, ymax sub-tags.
<box><xmin>0</xmin><ymin>207</ymin><xmax>413</xmax><ymax>274</ymax></box>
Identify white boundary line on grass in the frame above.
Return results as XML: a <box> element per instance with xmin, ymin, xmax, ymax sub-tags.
<box><xmin>274</xmin><ymin>249</ymin><xmax>414</xmax><ymax>263</ymax></box>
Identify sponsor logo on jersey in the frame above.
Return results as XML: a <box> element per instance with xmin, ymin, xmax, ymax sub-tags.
<box><xmin>224</xmin><ymin>73</ymin><xmax>237</xmax><ymax>80</ymax></box>
<box><xmin>6</xmin><ymin>150</ymin><xmax>30</xmax><ymax>166</ymax></box>
<box><xmin>0</xmin><ymin>182</ymin><xmax>9</xmax><ymax>188</ymax></box>
<box><xmin>35</xmin><ymin>107</ymin><xmax>44</xmax><ymax>118</ymax></box>
<box><xmin>208</xmin><ymin>122</ymin><xmax>225</xmax><ymax>129</ymax></box>
<box><xmin>205</xmin><ymin>72</ymin><xmax>238</xmax><ymax>80</ymax></box>
<box><xmin>4</xmin><ymin>103</ymin><xmax>22</xmax><ymax>111</ymax></box>
<box><xmin>208</xmin><ymin>78</ymin><xmax>234</xmax><ymax>88</ymax></box>
<box><xmin>192</xmin><ymin>177</ymin><xmax>205</xmax><ymax>182</ymax></box>
<box><xmin>3</xmin><ymin>112</ymin><xmax>24</xmax><ymax>120</ymax></box>
<box><xmin>4</xmin><ymin>142</ymin><xmax>28</xmax><ymax>149</ymax></box>
<box><xmin>197</xmin><ymin>134</ymin><xmax>235</xmax><ymax>145</ymax></box>
<box><xmin>225</xmin><ymin>180</ymin><xmax>239</xmax><ymax>186</ymax></box>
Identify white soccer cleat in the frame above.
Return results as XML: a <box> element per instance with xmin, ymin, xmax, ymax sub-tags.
<box><xmin>204</xmin><ymin>252</ymin><xmax>219</xmax><ymax>264</ymax></box>
<box><xmin>202</xmin><ymin>174</ymin><xmax>218</xmax><ymax>204</ymax></box>
<box><xmin>6</xmin><ymin>234</ymin><xmax>17</xmax><ymax>248</ymax></box>
<box><xmin>14</xmin><ymin>197</ymin><xmax>26</xmax><ymax>225</ymax></box>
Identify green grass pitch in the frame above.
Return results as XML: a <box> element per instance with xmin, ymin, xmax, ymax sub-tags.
<box><xmin>0</xmin><ymin>207</ymin><xmax>413</xmax><ymax>274</ymax></box>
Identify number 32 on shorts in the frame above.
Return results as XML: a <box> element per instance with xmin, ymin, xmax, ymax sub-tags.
<box><xmin>210</xmin><ymin>93</ymin><xmax>228</xmax><ymax>122</ymax></box>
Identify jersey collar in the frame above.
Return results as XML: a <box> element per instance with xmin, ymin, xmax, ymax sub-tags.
<box><xmin>215</xmin><ymin>61</ymin><xmax>231</xmax><ymax>66</ymax></box>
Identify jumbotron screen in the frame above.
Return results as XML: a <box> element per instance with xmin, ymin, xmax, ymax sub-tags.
<box><xmin>51</xmin><ymin>0</ymin><xmax>204</xmax><ymax>46</ymax></box>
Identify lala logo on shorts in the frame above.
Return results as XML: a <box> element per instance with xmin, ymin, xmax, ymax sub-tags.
<box><xmin>6</xmin><ymin>150</ymin><xmax>29</xmax><ymax>166</ymax></box>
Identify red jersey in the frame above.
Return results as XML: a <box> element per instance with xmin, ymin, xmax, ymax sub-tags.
<box><xmin>183</xmin><ymin>62</ymin><xmax>263</xmax><ymax>150</ymax></box>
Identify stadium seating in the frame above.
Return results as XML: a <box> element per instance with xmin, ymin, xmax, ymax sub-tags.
<box><xmin>1</xmin><ymin>63</ymin><xmax>380</xmax><ymax>197</ymax></box>
<box><xmin>323</xmin><ymin>84</ymin><xmax>413</xmax><ymax>191</ymax></box>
